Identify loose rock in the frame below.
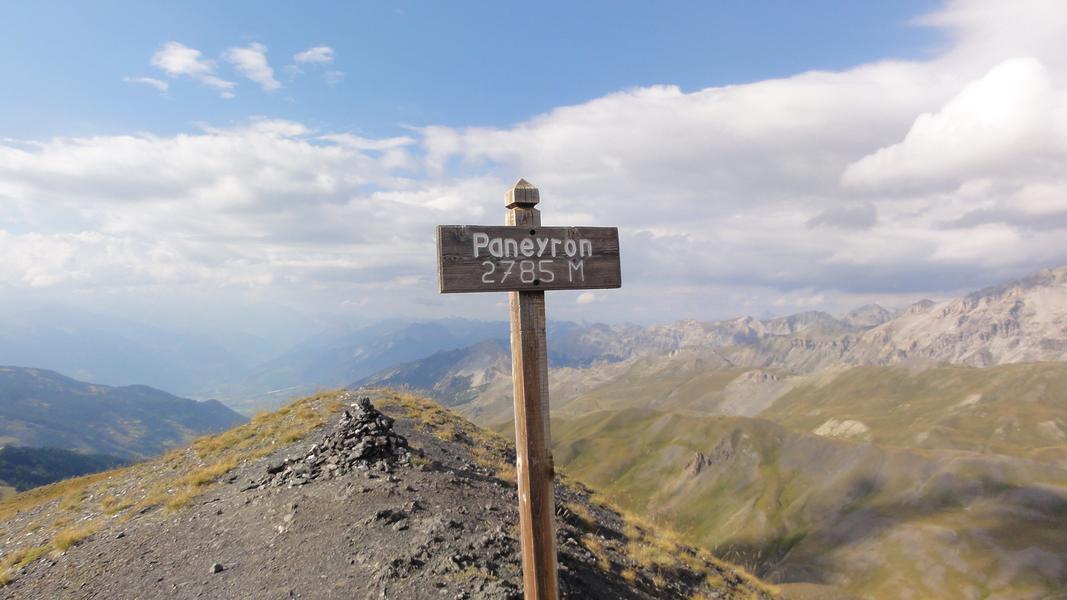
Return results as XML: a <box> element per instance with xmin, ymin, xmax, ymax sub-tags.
<box><xmin>255</xmin><ymin>396</ymin><xmax>413</xmax><ymax>489</ymax></box>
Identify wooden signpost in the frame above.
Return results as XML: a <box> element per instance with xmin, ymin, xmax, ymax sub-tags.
<box><xmin>437</xmin><ymin>179</ymin><xmax>621</xmax><ymax>600</ymax></box>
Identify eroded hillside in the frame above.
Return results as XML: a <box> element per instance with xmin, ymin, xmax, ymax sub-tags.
<box><xmin>552</xmin><ymin>409</ymin><xmax>1067</xmax><ymax>599</ymax></box>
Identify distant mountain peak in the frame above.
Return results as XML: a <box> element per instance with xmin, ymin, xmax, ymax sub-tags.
<box><xmin>843</xmin><ymin>303</ymin><xmax>892</xmax><ymax>328</ymax></box>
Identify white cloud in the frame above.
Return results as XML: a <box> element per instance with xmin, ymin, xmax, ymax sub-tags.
<box><xmin>294</xmin><ymin>45</ymin><xmax>334</xmax><ymax>64</ymax></box>
<box><xmin>123</xmin><ymin>76</ymin><xmax>169</xmax><ymax>92</ymax></box>
<box><xmin>842</xmin><ymin>58</ymin><xmax>1058</xmax><ymax>190</ymax></box>
<box><xmin>576</xmin><ymin>292</ymin><xmax>596</xmax><ymax>304</ymax></box>
<box><xmin>318</xmin><ymin>133</ymin><xmax>415</xmax><ymax>151</ymax></box>
<box><xmin>7</xmin><ymin>0</ymin><xmax>1067</xmax><ymax>324</ymax></box>
<box><xmin>223</xmin><ymin>42</ymin><xmax>281</xmax><ymax>92</ymax></box>
<box><xmin>0</xmin><ymin>120</ymin><xmax>492</xmax><ymax>307</ymax></box>
<box><xmin>150</xmin><ymin>41</ymin><xmax>236</xmax><ymax>98</ymax></box>
<box><xmin>150</xmin><ymin>41</ymin><xmax>212</xmax><ymax>77</ymax></box>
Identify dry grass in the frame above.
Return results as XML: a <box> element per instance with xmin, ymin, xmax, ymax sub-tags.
<box><xmin>99</xmin><ymin>494</ymin><xmax>133</xmax><ymax>515</ymax></box>
<box><xmin>52</xmin><ymin>521</ymin><xmax>100</xmax><ymax>552</ymax></box>
<box><xmin>56</xmin><ymin>489</ymin><xmax>87</xmax><ymax>512</ymax></box>
<box><xmin>0</xmin><ymin>470</ymin><xmax>115</xmax><ymax>522</ymax></box>
<box><xmin>151</xmin><ymin>390</ymin><xmax>344</xmax><ymax>513</ymax></box>
<box><xmin>0</xmin><ymin>389</ymin><xmax>350</xmax><ymax>585</ymax></box>
<box><xmin>564</xmin><ymin>500</ymin><xmax>598</xmax><ymax>532</ymax></box>
<box><xmin>180</xmin><ymin>457</ymin><xmax>239</xmax><ymax>488</ymax></box>
<box><xmin>376</xmin><ymin>388</ymin><xmax>779</xmax><ymax>598</ymax></box>
<box><xmin>376</xmin><ymin>390</ymin><xmax>517</xmax><ymax>483</ymax></box>
<box><xmin>582</xmin><ymin>533</ymin><xmax>613</xmax><ymax>572</ymax></box>
<box><xmin>0</xmin><ymin>543</ymin><xmax>51</xmax><ymax>584</ymax></box>
<box><xmin>164</xmin><ymin>487</ymin><xmax>202</xmax><ymax>512</ymax></box>
<box><xmin>576</xmin><ymin>492</ymin><xmax>780</xmax><ymax>598</ymax></box>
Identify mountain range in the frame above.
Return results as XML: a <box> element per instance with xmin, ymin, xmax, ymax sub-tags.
<box><xmin>358</xmin><ymin>266</ymin><xmax>1067</xmax><ymax>426</ymax></box>
<box><xmin>0</xmin><ymin>366</ymin><xmax>246</xmax><ymax>460</ymax></box>
<box><xmin>353</xmin><ymin>265</ymin><xmax>1067</xmax><ymax>599</ymax></box>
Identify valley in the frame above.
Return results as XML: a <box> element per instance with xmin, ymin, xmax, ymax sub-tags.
<box><xmin>352</xmin><ymin>266</ymin><xmax>1067</xmax><ymax>599</ymax></box>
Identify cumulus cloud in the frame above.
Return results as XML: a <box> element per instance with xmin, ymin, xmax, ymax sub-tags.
<box><xmin>150</xmin><ymin>41</ymin><xmax>236</xmax><ymax>98</ymax></box>
<box><xmin>842</xmin><ymin>58</ymin><xmax>1058</xmax><ymax>190</ymax></box>
<box><xmin>408</xmin><ymin>1</ymin><xmax>1067</xmax><ymax>309</ymax></box>
<box><xmin>0</xmin><ymin>120</ymin><xmax>495</xmax><ymax>310</ymax></box>
<box><xmin>6</xmin><ymin>0</ymin><xmax>1067</xmax><ymax>323</ymax></box>
<box><xmin>294</xmin><ymin>45</ymin><xmax>334</xmax><ymax>64</ymax></box>
<box><xmin>223</xmin><ymin>43</ymin><xmax>281</xmax><ymax>91</ymax></box>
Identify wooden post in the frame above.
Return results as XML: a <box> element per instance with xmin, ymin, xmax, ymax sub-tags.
<box><xmin>436</xmin><ymin>177</ymin><xmax>620</xmax><ymax>598</ymax></box>
<box><xmin>506</xmin><ymin>179</ymin><xmax>559</xmax><ymax>600</ymax></box>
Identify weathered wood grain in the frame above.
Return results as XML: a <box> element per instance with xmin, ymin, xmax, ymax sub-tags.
<box><xmin>437</xmin><ymin>225</ymin><xmax>621</xmax><ymax>293</ymax></box>
<box><xmin>436</xmin><ymin>178</ymin><xmax>622</xmax><ymax>600</ymax></box>
<box><xmin>507</xmin><ymin>203</ymin><xmax>560</xmax><ymax>600</ymax></box>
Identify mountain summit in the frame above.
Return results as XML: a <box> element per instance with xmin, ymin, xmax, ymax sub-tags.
<box><xmin>0</xmin><ymin>390</ymin><xmax>776</xmax><ymax>599</ymax></box>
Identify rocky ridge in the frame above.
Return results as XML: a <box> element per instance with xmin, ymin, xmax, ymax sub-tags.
<box><xmin>255</xmin><ymin>397</ymin><xmax>412</xmax><ymax>488</ymax></box>
<box><xmin>0</xmin><ymin>390</ymin><xmax>776</xmax><ymax>599</ymax></box>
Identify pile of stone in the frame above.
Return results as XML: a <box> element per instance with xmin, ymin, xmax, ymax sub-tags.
<box><xmin>258</xmin><ymin>396</ymin><xmax>412</xmax><ymax>488</ymax></box>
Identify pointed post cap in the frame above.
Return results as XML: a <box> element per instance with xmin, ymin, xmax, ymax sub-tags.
<box><xmin>505</xmin><ymin>178</ymin><xmax>540</xmax><ymax>208</ymax></box>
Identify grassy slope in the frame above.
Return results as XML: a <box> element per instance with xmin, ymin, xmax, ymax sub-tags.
<box><xmin>551</xmin><ymin>407</ymin><xmax>1067</xmax><ymax>599</ymax></box>
<box><xmin>452</xmin><ymin>358</ymin><xmax>1067</xmax><ymax>598</ymax></box>
<box><xmin>0</xmin><ymin>389</ymin><xmax>777</xmax><ymax>598</ymax></box>
<box><xmin>0</xmin><ymin>390</ymin><xmax>344</xmax><ymax>585</ymax></box>
<box><xmin>762</xmin><ymin>362</ymin><xmax>1067</xmax><ymax>461</ymax></box>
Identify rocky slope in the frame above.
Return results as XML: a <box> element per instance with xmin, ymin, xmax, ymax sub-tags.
<box><xmin>0</xmin><ymin>389</ymin><xmax>776</xmax><ymax>599</ymax></box>
<box><xmin>846</xmin><ymin>266</ymin><xmax>1067</xmax><ymax>366</ymax></box>
<box><xmin>0</xmin><ymin>366</ymin><xmax>246</xmax><ymax>459</ymax></box>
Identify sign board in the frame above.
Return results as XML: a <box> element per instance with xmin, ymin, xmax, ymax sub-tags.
<box><xmin>437</xmin><ymin>179</ymin><xmax>621</xmax><ymax>600</ymax></box>
<box><xmin>436</xmin><ymin>225</ymin><xmax>621</xmax><ymax>293</ymax></box>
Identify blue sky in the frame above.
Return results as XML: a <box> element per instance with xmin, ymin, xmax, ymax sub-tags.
<box><xmin>2</xmin><ymin>0</ymin><xmax>1067</xmax><ymax>335</ymax></box>
<box><xmin>3</xmin><ymin>1</ymin><xmax>941</xmax><ymax>139</ymax></box>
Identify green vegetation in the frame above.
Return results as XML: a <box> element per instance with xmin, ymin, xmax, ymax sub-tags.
<box><xmin>0</xmin><ymin>446</ymin><xmax>127</xmax><ymax>492</ymax></box>
<box><xmin>763</xmin><ymin>362</ymin><xmax>1067</xmax><ymax>461</ymax></box>
<box><xmin>551</xmin><ymin>404</ymin><xmax>1067</xmax><ymax>599</ymax></box>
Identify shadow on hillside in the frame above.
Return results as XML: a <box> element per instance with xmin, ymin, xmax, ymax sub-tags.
<box><xmin>716</xmin><ymin>471</ymin><xmax>1067</xmax><ymax>591</ymax></box>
